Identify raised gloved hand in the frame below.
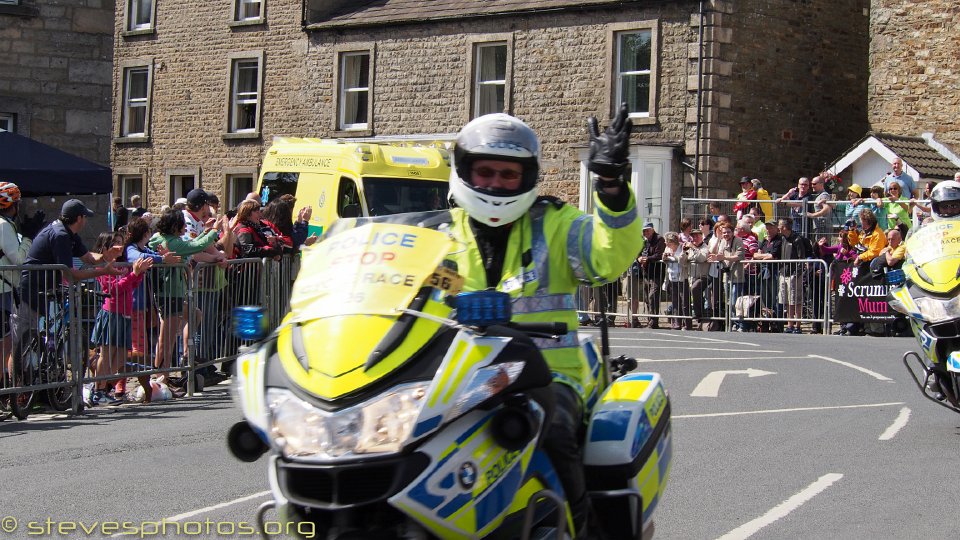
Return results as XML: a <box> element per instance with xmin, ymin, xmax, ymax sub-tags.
<box><xmin>20</xmin><ymin>210</ymin><xmax>46</xmax><ymax>240</ymax></box>
<box><xmin>586</xmin><ymin>102</ymin><xmax>632</xmax><ymax>180</ymax></box>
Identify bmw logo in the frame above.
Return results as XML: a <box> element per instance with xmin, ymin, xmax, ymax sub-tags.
<box><xmin>458</xmin><ymin>462</ymin><xmax>477</xmax><ymax>489</ymax></box>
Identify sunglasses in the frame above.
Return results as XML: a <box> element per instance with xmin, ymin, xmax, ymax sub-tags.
<box><xmin>472</xmin><ymin>166</ymin><xmax>523</xmax><ymax>181</ymax></box>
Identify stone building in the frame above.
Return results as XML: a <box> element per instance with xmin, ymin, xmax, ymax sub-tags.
<box><xmin>0</xmin><ymin>0</ymin><xmax>115</xmax><ymax>235</ymax></box>
<box><xmin>111</xmin><ymin>0</ymin><xmax>869</xmax><ymax>230</ymax></box>
<box><xmin>868</xmin><ymin>0</ymin><xmax>960</xmax><ymax>156</ymax></box>
<box><xmin>0</xmin><ymin>0</ymin><xmax>113</xmax><ymax>164</ymax></box>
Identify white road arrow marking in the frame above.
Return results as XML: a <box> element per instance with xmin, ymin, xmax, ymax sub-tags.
<box><xmin>691</xmin><ymin>368</ymin><xmax>777</xmax><ymax>397</ymax></box>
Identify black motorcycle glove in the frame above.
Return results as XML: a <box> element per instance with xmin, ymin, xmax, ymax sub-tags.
<box><xmin>586</xmin><ymin>102</ymin><xmax>633</xmax><ymax>182</ymax></box>
<box><xmin>20</xmin><ymin>210</ymin><xmax>46</xmax><ymax>240</ymax></box>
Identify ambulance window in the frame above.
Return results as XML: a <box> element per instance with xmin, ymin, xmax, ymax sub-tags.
<box><xmin>337</xmin><ymin>177</ymin><xmax>361</xmax><ymax>217</ymax></box>
<box><xmin>260</xmin><ymin>172</ymin><xmax>298</xmax><ymax>205</ymax></box>
<box><xmin>363</xmin><ymin>177</ymin><xmax>449</xmax><ymax>215</ymax></box>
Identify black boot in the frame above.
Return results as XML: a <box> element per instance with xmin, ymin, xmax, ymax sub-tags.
<box><xmin>570</xmin><ymin>495</ymin><xmax>590</xmax><ymax>539</ymax></box>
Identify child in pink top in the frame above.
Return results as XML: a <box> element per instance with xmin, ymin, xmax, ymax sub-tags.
<box><xmin>88</xmin><ymin>232</ymin><xmax>153</xmax><ymax>406</ymax></box>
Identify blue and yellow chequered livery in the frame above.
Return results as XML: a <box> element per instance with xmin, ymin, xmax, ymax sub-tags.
<box><xmin>391</xmin><ymin>404</ymin><xmax>563</xmax><ymax>539</ymax></box>
<box><xmin>583</xmin><ymin>373</ymin><xmax>672</xmax><ymax>533</ymax></box>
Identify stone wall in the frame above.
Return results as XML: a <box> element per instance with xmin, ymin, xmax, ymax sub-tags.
<box><xmin>0</xmin><ymin>0</ymin><xmax>114</xmax><ymax>166</ymax></box>
<box><xmin>700</xmin><ymin>0</ymin><xmax>870</xmax><ymax>198</ymax></box>
<box><xmin>110</xmin><ymin>0</ymin><xmax>311</xmax><ymax>208</ymax></box>
<box><xmin>869</xmin><ymin>0</ymin><xmax>960</xmax><ymax>153</ymax></box>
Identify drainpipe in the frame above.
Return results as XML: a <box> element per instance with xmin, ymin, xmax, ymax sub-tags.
<box><xmin>693</xmin><ymin>0</ymin><xmax>705</xmax><ymax>197</ymax></box>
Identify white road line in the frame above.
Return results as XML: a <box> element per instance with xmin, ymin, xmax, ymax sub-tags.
<box><xmin>111</xmin><ymin>491</ymin><xmax>271</xmax><ymax>537</ymax></box>
<box><xmin>637</xmin><ymin>356</ymin><xmax>809</xmax><ymax>363</ymax></box>
<box><xmin>648</xmin><ymin>331</ymin><xmax>762</xmax><ymax>346</ymax></box>
<box><xmin>607</xmin><ymin>346</ymin><xmax>784</xmax><ymax>352</ymax></box>
<box><xmin>715</xmin><ymin>473</ymin><xmax>843</xmax><ymax>540</ymax></box>
<box><xmin>675</xmin><ymin>401</ymin><xmax>904</xmax><ymax>419</ymax></box>
<box><xmin>807</xmin><ymin>354</ymin><xmax>893</xmax><ymax>381</ymax></box>
<box><xmin>879</xmin><ymin>406</ymin><xmax>911</xmax><ymax>440</ymax></box>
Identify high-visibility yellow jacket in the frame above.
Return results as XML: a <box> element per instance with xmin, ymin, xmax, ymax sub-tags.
<box><xmin>444</xmin><ymin>190</ymin><xmax>643</xmax><ymax>398</ymax></box>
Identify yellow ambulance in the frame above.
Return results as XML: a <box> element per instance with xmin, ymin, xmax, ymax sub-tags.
<box><xmin>256</xmin><ymin>137</ymin><xmax>451</xmax><ymax>236</ymax></box>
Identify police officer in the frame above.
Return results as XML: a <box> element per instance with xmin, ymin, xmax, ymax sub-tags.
<box><xmin>443</xmin><ymin>104</ymin><xmax>642</xmax><ymax>536</ymax></box>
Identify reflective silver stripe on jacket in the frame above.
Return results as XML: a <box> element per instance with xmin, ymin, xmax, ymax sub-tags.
<box><xmin>530</xmin><ymin>206</ymin><xmax>550</xmax><ymax>293</ymax></box>
<box><xmin>512</xmin><ymin>293</ymin><xmax>576</xmax><ymax>314</ymax></box>
<box><xmin>597</xmin><ymin>203</ymin><xmax>637</xmax><ymax>229</ymax></box>
<box><xmin>568</xmin><ymin>215</ymin><xmax>604</xmax><ymax>283</ymax></box>
<box><xmin>532</xmin><ymin>331</ymin><xmax>580</xmax><ymax>350</ymax></box>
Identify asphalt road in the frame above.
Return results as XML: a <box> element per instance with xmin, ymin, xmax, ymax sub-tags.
<box><xmin>1</xmin><ymin>330</ymin><xmax>958</xmax><ymax>540</ymax></box>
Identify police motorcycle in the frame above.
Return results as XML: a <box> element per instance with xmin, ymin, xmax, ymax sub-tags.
<box><xmin>889</xmin><ymin>181</ymin><xmax>960</xmax><ymax>413</ymax></box>
<box><xmin>227</xmin><ymin>214</ymin><xmax>672</xmax><ymax>539</ymax></box>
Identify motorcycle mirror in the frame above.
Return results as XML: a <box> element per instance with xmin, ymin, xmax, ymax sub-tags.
<box><xmin>232</xmin><ymin>306</ymin><xmax>269</xmax><ymax>341</ymax></box>
<box><xmin>454</xmin><ymin>290</ymin><xmax>512</xmax><ymax>327</ymax></box>
<box><xmin>227</xmin><ymin>421</ymin><xmax>269</xmax><ymax>463</ymax></box>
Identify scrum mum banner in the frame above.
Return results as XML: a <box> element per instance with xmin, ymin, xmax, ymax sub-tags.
<box><xmin>831</xmin><ymin>260</ymin><xmax>896</xmax><ymax>323</ymax></box>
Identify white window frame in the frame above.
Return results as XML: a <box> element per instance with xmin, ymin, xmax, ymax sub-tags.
<box><xmin>124</xmin><ymin>0</ymin><xmax>156</xmax><ymax>35</ymax></box>
<box><xmin>473</xmin><ymin>42</ymin><xmax>508</xmax><ymax>117</ymax></box>
<box><xmin>615</xmin><ymin>30</ymin><xmax>652</xmax><ymax>118</ymax></box>
<box><xmin>223</xmin><ymin>51</ymin><xmax>264</xmax><ymax>139</ymax></box>
<box><xmin>233</xmin><ymin>0</ymin><xmax>263</xmax><ymax>22</ymax></box>
<box><xmin>119</xmin><ymin>63</ymin><xmax>152</xmax><ymax>139</ymax></box>
<box><xmin>0</xmin><ymin>113</ymin><xmax>14</xmax><ymax>132</ymax></box>
<box><xmin>231</xmin><ymin>60</ymin><xmax>260</xmax><ymax>133</ymax></box>
<box><xmin>606</xmin><ymin>21</ymin><xmax>658</xmax><ymax>126</ymax></box>
<box><xmin>338</xmin><ymin>51</ymin><xmax>371</xmax><ymax>131</ymax></box>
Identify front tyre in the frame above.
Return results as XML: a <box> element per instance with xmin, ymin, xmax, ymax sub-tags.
<box><xmin>11</xmin><ymin>330</ymin><xmax>40</xmax><ymax>420</ymax></box>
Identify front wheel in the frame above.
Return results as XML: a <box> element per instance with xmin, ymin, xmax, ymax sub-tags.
<box><xmin>10</xmin><ymin>330</ymin><xmax>41</xmax><ymax>420</ymax></box>
<box><xmin>45</xmin><ymin>339</ymin><xmax>74</xmax><ymax>412</ymax></box>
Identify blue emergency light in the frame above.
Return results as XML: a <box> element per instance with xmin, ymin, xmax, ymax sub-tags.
<box><xmin>454</xmin><ymin>291</ymin><xmax>512</xmax><ymax>327</ymax></box>
<box><xmin>232</xmin><ymin>306</ymin><xmax>269</xmax><ymax>341</ymax></box>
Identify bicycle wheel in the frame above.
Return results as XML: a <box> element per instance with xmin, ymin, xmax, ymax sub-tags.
<box><xmin>11</xmin><ymin>330</ymin><xmax>41</xmax><ymax>420</ymax></box>
<box><xmin>45</xmin><ymin>337</ymin><xmax>74</xmax><ymax>412</ymax></box>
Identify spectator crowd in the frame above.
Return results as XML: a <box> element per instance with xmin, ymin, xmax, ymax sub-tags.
<box><xmin>2</xmin><ymin>183</ymin><xmax>316</xmax><ymax>408</ymax></box>
<box><xmin>583</xmin><ymin>161</ymin><xmax>960</xmax><ymax>337</ymax></box>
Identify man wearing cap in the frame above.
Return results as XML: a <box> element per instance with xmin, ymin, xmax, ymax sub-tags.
<box><xmin>637</xmin><ymin>222</ymin><xmax>666</xmax><ymax>328</ymax></box>
<box><xmin>16</xmin><ymin>200</ymin><xmax>124</xmax><ymax>346</ymax></box>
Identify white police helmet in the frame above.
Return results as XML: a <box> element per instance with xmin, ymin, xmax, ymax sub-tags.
<box><xmin>930</xmin><ymin>180</ymin><xmax>960</xmax><ymax>220</ymax></box>
<box><xmin>449</xmin><ymin>114</ymin><xmax>540</xmax><ymax>227</ymax></box>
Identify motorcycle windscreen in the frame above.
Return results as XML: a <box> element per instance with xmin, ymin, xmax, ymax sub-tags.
<box><xmin>905</xmin><ymin>221</ymin><xmax>960</xmax><ymax>291</ymax></box>
<box><xmin>288</xmin><ymin>223</ymin><xmax>454</xmax><ymax>321</ymax></box>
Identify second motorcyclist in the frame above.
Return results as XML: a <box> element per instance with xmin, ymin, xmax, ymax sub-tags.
<box><xmin>442</xmin><ymin>104</ymin><xmax>643</xmax><ymax>536</ymax></box>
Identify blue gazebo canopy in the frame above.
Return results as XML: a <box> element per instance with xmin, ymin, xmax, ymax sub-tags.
<box><xmin>0</xmin><ymin>130</ymin><xmax>112</xmax><ymax>195</ymax></box>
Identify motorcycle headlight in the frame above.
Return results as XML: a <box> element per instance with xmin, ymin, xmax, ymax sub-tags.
<box><xmin>447</xmin><ymin>361</ymin><xmax>525</xmax><ymax>420</ymax></box>
<box><xmin>266</xmin><ymin>382</ymin><xmax>428</xmax><ymax>461</ymax></box>
<box><xmin>913</xmin><ymin>295</ymin><xmax>960</xmax><ymax>324</ymax></box>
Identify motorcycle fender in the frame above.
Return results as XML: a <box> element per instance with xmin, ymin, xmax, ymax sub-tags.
<box><xmin>390</xmin><ymin>405</ymin><xmax>545</xmax><ymax>539</ymax></box>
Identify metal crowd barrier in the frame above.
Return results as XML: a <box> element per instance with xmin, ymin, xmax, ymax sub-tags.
<box><xmin>1</xmin><ymin>254</ymin><xmax>301</xmax><ymax>419</ymax></box>
<box><xmin>577</xmin><ymin>258</ymin><xmax>831</xmax><ymax>334</ymax></box>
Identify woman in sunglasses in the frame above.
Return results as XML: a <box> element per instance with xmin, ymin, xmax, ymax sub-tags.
<box><xmin>885</xmin><ymin>182</ymin><xmax>912</xmax><ymax>232</ymax></box>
